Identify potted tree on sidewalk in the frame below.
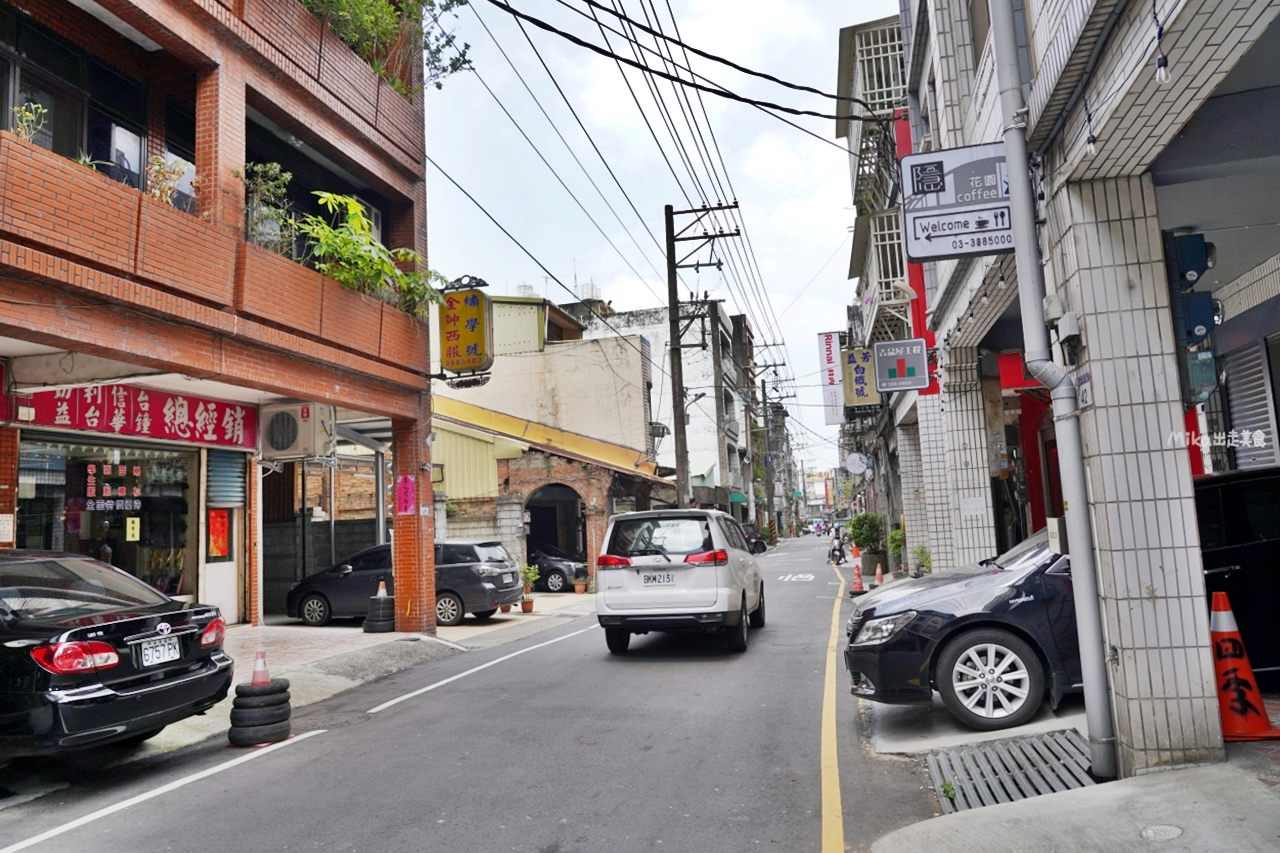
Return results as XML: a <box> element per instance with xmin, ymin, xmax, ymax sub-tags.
<box><xmin>848</xmin><ymin>512</ymin><xmax>885</xmax><ymax>579</ymax></box>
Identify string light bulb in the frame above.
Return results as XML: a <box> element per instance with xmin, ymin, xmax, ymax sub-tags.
<box><xmin>1085</xmin><ymin>97</ymin><xmax>1097</xmax><ymax>157</ymax></box>
<box><xmin>981</xmin><ymin>290</ymin><xmax>990</xmax><ymax>304</ymax></box>
<box><xmin>997</xmin><ymin>271</ymin><xmax>1008</xmax><ymax>289</ymax></box>
<box><xmin>1152</xmin><ymin>0</ymin><xmax>1171</xmax><ymax>84</ymax></box>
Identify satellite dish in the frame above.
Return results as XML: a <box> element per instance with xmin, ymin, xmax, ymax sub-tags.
<box><xmin>845</xmin><ymin>453</ymin><xmax>868</xmax><ymax>475</ymax></box>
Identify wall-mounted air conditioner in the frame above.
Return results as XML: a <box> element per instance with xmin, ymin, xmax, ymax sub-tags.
<box><xmin>260</xmin><ymin>403</ymin><xmax>335</xmax><ymax>460</ymax></box>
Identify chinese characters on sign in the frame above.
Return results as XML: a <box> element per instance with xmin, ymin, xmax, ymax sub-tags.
<box><xmin>873</xmin><ymin>339</ymin><xmax>931</xmax><ymax>392</ymax></box>
<box><xmin>439</xmin><ymin>288</ymin><xmax>494</xmax><ymax>374</ymax></box>
<box><xmin>1168</xmin><ymin>430</ymin><xmax>1268</xmax><ymax>450</ymax></box>
<box><xmin>22</xmin><ymin>384</ymin><xmax>256</xmax><ymax>449</ymax></box>
<box><xmin>841</xmin><ymin>348</ymin><xmax>881</xmax><ymax>408</ymax></box>
<box><xmin>900</xmin><ymin>142</ymin><xmax>1013</xmax><ymax>263</ymax></box>
<box><xmin>817</xmin><ymin>332</ymin><xmax>844</xmax><ymax>426</ymax></box>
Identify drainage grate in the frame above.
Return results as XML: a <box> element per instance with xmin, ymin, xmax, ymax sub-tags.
<box><xmin>926</xmin><ymin>729</ymin><xmax>1096</xmax><ymax>813</ymax></box>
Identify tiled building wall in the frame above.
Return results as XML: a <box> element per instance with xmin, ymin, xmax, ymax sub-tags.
<box><xmin>1046</xmin><ymin>174</ymin><xmax>1223</xmax><ymax>775</ymax></box>
<box><xmin>917</xmin><ymin>395</ymin><xmax>955</xmax><ymax>573</ymax></box>
<box><xmin>1220</xmin><ymin>252</ymin><xmax>1280</xmax><ymax>320</ymax></box>
<box><xmin>939</xmin><ymin>347</ymin><xmax>999</xmax><ymax>565</ymax></box>
<box><xmin>895</xmin><ymin>421</ymin><xmax>930</xmax><ymax>572</ymax></box>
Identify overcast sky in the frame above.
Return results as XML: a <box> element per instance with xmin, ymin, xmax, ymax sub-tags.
<box><xmin>425</xmin><ymin>0</ymin><xmax>899</xmax><ymax>473</ymax></box>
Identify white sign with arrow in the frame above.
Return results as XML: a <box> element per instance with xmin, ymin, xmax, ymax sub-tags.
<box><xmin>901</xmin><ymin>142</ymin><xmax>1014</xmax><ymax>263</ymax></box>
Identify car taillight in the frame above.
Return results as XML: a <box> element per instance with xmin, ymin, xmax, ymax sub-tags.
<box><xmin>684</xmin><ymin>550</ymin><xmax>729</xmax><ymax>565</ymax></box>
<box><xmin>597</xmin><ymin>554</ymin><xmax>632</xmax><ymax>568</ymax></box>
<box><xmin>30</xmin><ymin>641</ymin><xmax>120</xmax><ymax>674</ymax></box>
<box><xmin>200</xmin><ymin>617</ymin><xmax>226</xmax><ymax>648</ymax></box>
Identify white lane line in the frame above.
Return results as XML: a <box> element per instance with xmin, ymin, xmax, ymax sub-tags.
<box><xmin>0</xmin><ymin>730</ymin><xmax>325</xmax><ymax>853</ymax></box>
<box><xmin>367</xmin><ymin>625</ymin><xmax>597</xmax><ymax>714</ymax></box>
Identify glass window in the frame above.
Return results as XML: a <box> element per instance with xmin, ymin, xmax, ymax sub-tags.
<box><xmin>0</xmin><ymin>556</ymin><xmax>168</xmax><ymax>621</ymax></box>
<box><xmin>608</xmin><ymin>516</ymin><xmax>713</xmax><ymax>557</ymax></box>
<box><xmin>16</xmin><ymin>72</ymin><xmax>82</xmax><ymax>159</ymax></box>
<box><xmin>16</xmin><ymin>438</ymin><xmax>197</xmax><ymax>596</ymax></box>
<box><xmin>86</xmin><ymin>107</ymin><xmax>142</xmax><ymax>188</ymax></box>
<box><xmin>441</xmin><ymin>544</ymin><xmax>475</xmax><ymax>564</ymax></box>
<box><xmin>1195</xmin><ymin>488</ymin><xmax>1226</xmax><ymax>550</ymax></box>
<box><xmin>161</xmin><ymin>150</ymin><xmax>198</xmax><ymax>214</ymax></box>
<box><xmin>475</xmin><ymin>543</ymin><xmax>512</xmax><ymax>563</ymax></box>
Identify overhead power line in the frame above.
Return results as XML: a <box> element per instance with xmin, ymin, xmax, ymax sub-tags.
<box><xmin>481</xmin><ymin>0</ymin><xmax>888</xmax><ymax>122</ymax></box>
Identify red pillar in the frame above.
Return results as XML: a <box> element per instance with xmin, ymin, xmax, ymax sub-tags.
<box><xmin>1185</xmin><ymin>406</ymin><xmax>1205</xmax><ymax>476</ymax></box>
<box><xmin>0</xmin><ymin>427</ymin><xmax>17</xmax><ymax>549</ymax></box>
<box><xmin>391</xmin><ymin>393</ymin><xmax>436</xmax><ymax>633</ymax></box>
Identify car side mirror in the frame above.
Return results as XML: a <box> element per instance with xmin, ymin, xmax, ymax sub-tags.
<box><xmin>336</xmin><ymin>565</ymin><xmax>353</xmax><ymax>576</ymax></box>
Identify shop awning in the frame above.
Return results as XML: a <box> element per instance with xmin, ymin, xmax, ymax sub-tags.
<box><xmin>730</xmin><ymin>491</ymin><xmax>747</xmax><ymax>503</ymax></box>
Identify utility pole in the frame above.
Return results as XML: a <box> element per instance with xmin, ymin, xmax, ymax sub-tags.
<box><xmin>990</xmin><ymin>0</ymin><xmax>1115</xmax><ymax>779</ymax></box>
<box><xmin>665</xmin><ymin>202</ymin><xmax>739</xmax><ymax>508</ymax></box>
<box><xmin>761</xmin><ymin>378</ymin><xmax>774</xmax><ymax>528</ymax></box>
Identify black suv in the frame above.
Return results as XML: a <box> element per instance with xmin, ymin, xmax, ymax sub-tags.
<box><xmin>286</xmin><ymin>539</ymin><xmax>524</xmax><ymax>627</ymax></box>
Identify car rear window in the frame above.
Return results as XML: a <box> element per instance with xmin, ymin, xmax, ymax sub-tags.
<box><xmin>608</xmin><ymin>517</ymin><xmax>713</xmax><ymax>557</ymax></box>
<box><xmin>475</xmin><ymin>543</ymin><xmax>513</xmax><ymax>563</ymax></box>
<box><xmin>0</xmin><ymin>557</ymin><xmax>168</xmax><ymax>620</ymax></box>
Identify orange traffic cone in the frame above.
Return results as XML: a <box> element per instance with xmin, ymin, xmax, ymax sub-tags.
<box><xmin>1210</xmin><ymin>592</ymin><xmax>1280</xmax><ymax>741</ymax></box>
<box><xmin>852</xmin><ymin>544</ymin><xmax>861</xmax><ymax>558</ymax></box>
<box><xmin>376</xmin><ymin>581</ymin><xmax>388</xmax><ymax>598</ymax></box>
<box><xmin>849</xmin><ymin>563</ymin><xmax>866</xmax><ymax>596</ymax></box>
<box><xmin>250</xmin><ymin>649</ymin><xmax>272</xmax><ymax>686</ymax></box>
<box><xmin>873</xmin><ymin>563</ymin><xmax>884</xmax><ymax>587</ymax></box>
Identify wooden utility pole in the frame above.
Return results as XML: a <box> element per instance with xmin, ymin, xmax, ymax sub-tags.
<box><xmin>665</xmin><ymin>202</ymin><xmax>739</xmax><ymax>508</ymax></box>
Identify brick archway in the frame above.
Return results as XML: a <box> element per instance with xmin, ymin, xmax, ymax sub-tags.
<box><xmin>501</xmin><ymin>453</ymin><xmax>614</xmax><ymax>579</ymax></box>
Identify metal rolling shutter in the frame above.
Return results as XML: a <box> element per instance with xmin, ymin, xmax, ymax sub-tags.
<box><xmin>207</xmin><ymin>450</ymin><xmax>248</xmax><ymax>506</ymax></box>
<box><xmin>1224</xmin><ymin>344</ymin><xmax>1278</xmax><ymax>469</ymax></box>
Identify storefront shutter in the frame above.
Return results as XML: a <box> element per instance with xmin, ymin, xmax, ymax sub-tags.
<box><xmin>1224</xmin><ymin>343</ymin><xmax>1278</xmax><ymax>470</ymax></box>
<box><xmin>207</xmin><ymin>450</ymin><xmax>247</xmax><ymax>507</ymax></box>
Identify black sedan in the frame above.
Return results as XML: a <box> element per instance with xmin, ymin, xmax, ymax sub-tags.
<box><xmin>0</xmin><ymin>551</ymin><xmax>233</xmax><ymax>761</ymax></box>
<box><xmin>286</xmin><ymin>539</ymin><xmax>524</xmax><ymax>627</ymax></box>
<box><xmin>844</xmin><ymin>532</ymin><xmax>1080</xmax><ymax>731</ymax></box>
<box><xmin>527</xmin><ymin>542</ymin><xmax>587</xmax><ymax>592</ymax></box>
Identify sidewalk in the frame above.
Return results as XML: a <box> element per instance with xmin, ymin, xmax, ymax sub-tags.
<box><xmin>872</xmin><ymin>696</ymin><xmax>1280</xmax><ymax>852</ymax></box>
<box><xmin>131</xmin><ymin>592</ymin><xmax>597</xmax><ymax>760</ymax></box>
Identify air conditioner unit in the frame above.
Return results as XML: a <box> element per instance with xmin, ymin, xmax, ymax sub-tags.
<box><xmin>260</xmin><ymin>403</ymin><xmax>335</xmax><ymax>460</ymax></box>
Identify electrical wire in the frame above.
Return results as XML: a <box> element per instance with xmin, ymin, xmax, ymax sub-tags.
<box><xmin>777</xmin><ymin>233</ymin><xmax>852</xmax><ymax>321</ymax></box>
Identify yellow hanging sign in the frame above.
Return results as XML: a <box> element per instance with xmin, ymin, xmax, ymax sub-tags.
<box><xmin>843</xmin><ymin>348</ymin><xmax>881</xmax><ymax>408</ymax></box>
<box><xmin>439</xmin><ymin>288</ymin><xmax>494</xmax><ymax>374</ymax></box>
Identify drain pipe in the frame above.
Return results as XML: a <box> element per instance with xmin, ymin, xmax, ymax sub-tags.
<box><xmin>990</xmin><ymin>0</ymin><xmax>1117</xmax><ymax>779</ymax></box>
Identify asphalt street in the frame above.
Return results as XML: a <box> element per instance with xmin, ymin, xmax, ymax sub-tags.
<box><xmin>0</xmin><ymin>537</ymin><xmax>937</xmax><ymax>853</ymax></box>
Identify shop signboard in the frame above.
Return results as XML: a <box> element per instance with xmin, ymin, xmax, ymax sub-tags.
<box><xmin>817</xmin><ymin>332</ymin><xmax>844</xmax><ymax>426</ymax></box>
<box><xmin>17</xmin><ymin>383</ymin><xmax>257</xmax><ymax>449</ymax></box>
<box><xmin>901</xmin><ymin>142</ymin><xmax>1013</xmax><ymax>262</ymax></box>
<box><xmin>842</xmin><ymin>348</ymin><xmax>881</xmax><ymax>408</ymax></box>
<box><xmin>439</xmin><ymin>288</ymin><xmax>494</xmax><ymax>374</ymax></box>
<box><xmin>873</xmin><ymin>339</ymin><xmax>931</xmax><ymax>392</ymax></box>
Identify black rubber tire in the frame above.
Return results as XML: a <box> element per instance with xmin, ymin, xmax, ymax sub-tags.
<box><xmin>937</xmin><ymin>628</ymin><xmax>1045</xmax><ymax>732</ymax></box>
<box><xmin>235</xmin><ymin>678</ymin><xmax>291</xmax><ymax>698</ymax></box>
<box><xmin>749</xmin><ymin>583</ymin><xmax>766</xmax><ymax>629</ymax></box>
<box><xmin>363</xmin><ymin>618</ymin><xmax>395</xmax><ymax>633</ymax></box>
<box><xmin>299</xmin><ymin>594</ymin><xmax>331</xmax><ymax>627</ymax></box>
<box><xmin>471</xmin><ymin>609</ymin><xmax>497</xmax><ymax>621</ymax></box>
<box><xmin>230</xmin><ymin>704</ymin><xmax>291</xmax><ymax>727</ymax></box>
<box><xmin>227</xmin><ymin>720</ymin><xmax>291</xmax><ymax>747</ymax></box>
<box><xmin>605</xmin><ymin>628</ymin><xmax>630</xmax><ymax>654</ymax></box>
<box><xmin>436</xmin><ymin>591</ymin><xmax>464</xmax><ymax>626</ymax></box>
<box><xmin>366</xmin><ymin>599</ymin><xmax>396</xmax><ymax>619</ymax></box>
<box><xmin>726</xmin><ymin>596</ymin><xmax>749</xmax><ymax>653</ymax></box>
<box><xmin>233</xmin><ymin>691</ymin><xmax>291</xmax><ymax>709</ymax></box>
<box><xmin>543</xmin><ymin>570</ymin><xmax>567</xmax><ymax>593</ymax></box>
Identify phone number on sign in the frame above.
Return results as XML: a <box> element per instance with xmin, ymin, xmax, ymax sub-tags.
<box><xmin>950</xmin><ymin>234</ymin><xmax>1013</xmax><ymax>250</ymax></box>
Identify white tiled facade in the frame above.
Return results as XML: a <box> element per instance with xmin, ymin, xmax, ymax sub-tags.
<box><xmin>938</xmin><ymin>347</ymin><xmax>999</xmax><ymax>564</ymax></box>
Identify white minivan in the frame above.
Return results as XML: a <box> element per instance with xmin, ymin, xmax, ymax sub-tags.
<box><xmin>595</xmin><ymin>510</ymin><xmax>765</xmax><ymax>653</ymax></box>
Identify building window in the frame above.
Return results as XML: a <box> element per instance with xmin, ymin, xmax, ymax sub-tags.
<box><xmin>86</xmin><ymin>109</ymin><xmax>143</xmax><ymax>188</ymax></box>
<box><xmin>16</xmin><ymin>71</ymin><xmax>82</xmax><ymax>158</ymax></box>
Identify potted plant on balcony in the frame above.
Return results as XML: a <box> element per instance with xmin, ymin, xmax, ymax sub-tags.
<box><xmin>520</xmin><ymin>563</ymin><xmax>540</xmax><ymax>613</ymax></box>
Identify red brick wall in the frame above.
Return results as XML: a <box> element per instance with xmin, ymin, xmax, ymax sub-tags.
<box><xmin>391</xmin><ymin>395</ymin><xmax>435</xmax><ymax>632</ymax></box>
<box><xmin>502</xmin><ymin>452</ymin><xmax>615</xmax><ymax>579</ymax></box>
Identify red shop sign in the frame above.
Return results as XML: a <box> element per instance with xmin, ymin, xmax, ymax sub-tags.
<box><xmin>22</xmin><ymin>384</ymin><xmax>258</xmax><ymax>449</ymax></box>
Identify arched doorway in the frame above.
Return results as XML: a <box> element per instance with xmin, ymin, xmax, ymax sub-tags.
<box><xmin>525</xmin><ymin>484</ymin><xmax>586</xmax><ymax>560</ymax></box>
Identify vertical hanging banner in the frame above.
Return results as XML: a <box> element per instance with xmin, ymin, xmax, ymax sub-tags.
<box><xmin>842</xmin><ymin>348</ymin><xmax>881</xmax><ymax>408</ymax></box>
<box><xmin>818</xmin><ymin>332</ymin><xmax>844</xmax><ymax>425</ymax></box>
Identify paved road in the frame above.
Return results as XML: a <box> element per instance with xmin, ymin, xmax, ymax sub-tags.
<box><xmin>0</xmin><ymin>537</ymin><xmax>936</xmax><ymax>853</ymax></box>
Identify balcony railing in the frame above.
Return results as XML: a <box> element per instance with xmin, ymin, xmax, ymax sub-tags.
<box><xmin>853</xmin><ymin>208</ymin><xmax>912</xmax><ymax>346</ymax></box>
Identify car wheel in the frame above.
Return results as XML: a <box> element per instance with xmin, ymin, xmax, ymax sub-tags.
<box><xmin>436</xmin><ymin>592</ymin><xmax>464</xmax><ymax>627</ymax></box>
<box><xmin>472</xmin><ymin>609</ymin><xmax>497</xmax><ymax>621</ymax></box>
<box><xmin>937</xmin><ymin>629</ymin><xmax>1045</xmax><ymax>731</ymax></box>
<box><xmin>300</xmin><ymin>594</ymin><xmax>331</xmax><ymax>627</ymax></box>
<box><xmin>749</xmin><ymin>583</ymin><xmax>766</xmax><ymax>629</ymax></box>
<box><xmin>544</xmin><ymin>569</ymin><xmax>567</xmax><ymax>593</ymax></box>
<box><xmin>605</xmin><ymin>628</ymin><xmax>630</xmax><ymax>654</ymax></box>
<box><xmin>726</xmin><ymin>595</ymin><xmax>749</xmax><ymax>652</ymax></box>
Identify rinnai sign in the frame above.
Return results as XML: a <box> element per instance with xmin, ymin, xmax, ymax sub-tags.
<box><xmin>817</xmin><ymin>332</ymin><xmax>844</xmax><ymax>426</ymax></box>
<box><xmin>901</xmin><ymin>142</ymin><xmax>1013</xmax><ymax>263</ymax></box>
<box><xmin>19</xmin><ymin>384</ymin><xmax>257</xmax><ymax>449</ymax></box>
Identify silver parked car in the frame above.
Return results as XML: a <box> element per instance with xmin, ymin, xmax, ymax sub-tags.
<box><xmin>595</xmin><ymin>510</ymin><xmax>765</xmax><ymax>654</ymax></box>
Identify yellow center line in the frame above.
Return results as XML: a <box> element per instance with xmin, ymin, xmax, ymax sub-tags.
<box><xmin>822</xmin><ymin>563</ymin><xmax>846</xmax><ymax>852</ymax></box>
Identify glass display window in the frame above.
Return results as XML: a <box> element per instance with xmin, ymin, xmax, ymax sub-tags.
<box><xmin>16</xmin><ymin>435</ymin><xmax>198</xmax><ymax>596</ymax></box>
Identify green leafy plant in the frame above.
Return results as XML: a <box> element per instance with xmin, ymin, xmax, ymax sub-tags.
<box><xmin>296</xmin><ymin>192</ymin><xmax>445</xmax><ymax>315</ymax></box>
<box><xmin>847</xmin><ymin>512</ymin><xmax>884</xmax><ymax>551</ymax></box>
<box><xmin>73</xmin><ymin>151</ymin><xmax>110</xmax><ymax>170</ymax></box>
<box><xmin>940</xmin><ymin>780</ymin><xmax>955</xmax><ymax>800</ymax></box>
<box><xmin>11</xmin><ymin>102</ymin><xmax>47</xmax><ymax>144</ymax></box>
<box><xmin>420</xmin><ymin>0</ymin><xmax>472</xmax><ymax>90</ymax></box>
<box><xmin>520</xmin><ymin>562</ymin><xmax>540</xmax><ymax>594</ymax></box>
<box><xmin>234</xmin><ymin>162</ymin><xmax>296</xmax><ymax>257</ymax></box>
<box><xmin>887</xmin><ymin>528</ymin><xmax>906</xmax><ymax>558</ymax></box>
<box><xmin>912</xmin><ymin>544</ymin><xmax>932</xmax><ymax>574</ymax></box>
<box><xmin>145</xmin><ymin>155</ymin><xmax>192</xmax><ymax>206</ymax></box>
<box><xmin>444</xmin><ymin>499</ymin><xmax>459</xmax><ymax>518</ymax></box>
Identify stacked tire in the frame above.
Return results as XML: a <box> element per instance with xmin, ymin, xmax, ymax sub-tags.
<box><xmin>363</xmin><ymin>594</ymin><xmax>396</xmax><ymax>633</ymax></box>
<box><xmin>228</xmin><ymin>678</ymin><xmax>291</xmax><ymax>747</ymax></box>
